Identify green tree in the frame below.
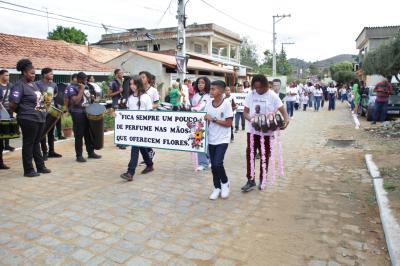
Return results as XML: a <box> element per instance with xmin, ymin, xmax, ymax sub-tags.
<box><xmin>309</xmin><ymin>64</ymin><xmax>320</xmax><ymax>76</ymax></box>
<box><xmin>329</xmin><ymin>61</ymin><xmax>354</xmax><ymax>78</ymax></box>
<box><xmin>332</xmin><ymin>71</ymin><xmax>357</xmax><ymax>84</ymax></box>
<box><xmin>276</xmin><ymin>48</ymin><xmax>292</xmax><ymax>76</ymax></box>
<box><xmin>240</xmin><ymin>37</ymin><xmax>259</xmax><ymax>69</ymax></box>
<box><xmin>48</xmin><ymin>26</ymin><xmax>88</xmax><ymax>44</ymax></box>
<box><xmin>363</xmin><ymin>33</ymin><xmax>400</xmax><ymax>82</ymax></box>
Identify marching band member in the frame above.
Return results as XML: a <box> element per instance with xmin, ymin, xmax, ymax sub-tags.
<box><xmin>0</xmin><ymin>69</ymin><xmax>16</xmax><ymax>152</ymax></box>
<box><xmin>9</xmin><ymin>59</ymin><xmax>51</xmax><ymax>177</ymax></box>
<box><xmin>35</xmin><ymin>67</ymin><xmax>62</xmax><ymax>160</ymax></box>
<box><xmin>120</xmin><ymin>76</ymin><xmax>154</xmax><ymax>181</ymax></box>
<box><xmin>65</xmin><ymin>72</ymin><xmax>101</xmax><ymax>162</ymax></box>
<box><xmin>108</xmin><ymin>69</ymin><xmax>126</xmax><ymax>150</ymax></box>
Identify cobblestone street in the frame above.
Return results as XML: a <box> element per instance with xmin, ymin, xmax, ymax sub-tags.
<box><xmin>0</xmin><ymin>103</ymin><xmax>390</xmax><ymax>265</ymax></box>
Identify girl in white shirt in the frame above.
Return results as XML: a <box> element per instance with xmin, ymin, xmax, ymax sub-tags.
<box><xmin>204</xmin><ymin>80</ymin><xmax>233</xmax><ymax>200</ymax></box>
<box><xmin>192</xmin><ymin>77</ymin><xmax>211</xmax><ymax>171</ymax></box>
<box><xmin>313</xmin><ymin>84</ymin><xmax>323</xmax><ymax>111</ymax></box>
<box><xmin>120</xmin><ymin>76</ymin><xmax>153</xmax><ymax>182</ymax></box>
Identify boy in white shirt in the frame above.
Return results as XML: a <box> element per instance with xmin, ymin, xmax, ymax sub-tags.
<box><xmin>204</xmin><ymin>80</ymin><xmax>234</xmax><ymax>200</ymax></box>
<box><xmin>302</xmin><ymin>94</ymin><xmax>309</xmax><ymax>111</ymax></box>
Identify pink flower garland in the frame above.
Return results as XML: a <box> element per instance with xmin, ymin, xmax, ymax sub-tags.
<box><xmin>249</xmin><ymin>132</ymin><xmax>255</xmax><ymax>180</ymax></box>
<box><xmin>277</xmin><ymin>130</ymin><xmax>284</xmax><ymax>177</ymax></box>
<box><xmin>260</xmin><ymin>134</ymin><xmax>268</xmax><ymax>190</ymax></box>
<box><xmin>249</xmin><ymin>112</ymin><xmax>286</xmax><ymax>190</ymax></box>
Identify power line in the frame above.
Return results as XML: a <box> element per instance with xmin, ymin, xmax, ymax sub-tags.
<box><xmin>0</xmin><ymin>0</ymin><xmax>127</xmax><ymax>31</ymax></box>
<box><xmin>199</xmin><ymin>0</ymin><xmax>272</xmax><ymax>34</ymax></box>
<box><xmin>156</xmin><ymin>0</ymin><xmax>173</xmax><ymax>27</ymax></box>
<box><xmin>0</xmin><ymin>6</ymin><xmax>115</xmax><ymax>30</ymax></box>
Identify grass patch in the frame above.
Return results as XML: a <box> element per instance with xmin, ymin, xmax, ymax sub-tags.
<box><xmin>380</xmin><ymin>167</ymin><xmax>400</xmax><ymax>178</ymax></box>
<box><xmin>384</xmin><ymin>180</ymin><xmax>397</xmax><ymax>192</ymax></box>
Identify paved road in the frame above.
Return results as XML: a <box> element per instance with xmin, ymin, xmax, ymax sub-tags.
<box><xmin>0</xmin><ymin>102</ymin><xmax>390</xmax><ymax>265</ymax></box>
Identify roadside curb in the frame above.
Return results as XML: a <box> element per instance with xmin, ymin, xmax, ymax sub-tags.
<box><xmin>3</xmin><ymin>131</ymin><xmax>115</xmax><ymax>154</ymax></box>
<box><xmin>365</xmin><ymin>154</ymin><xmax>400</xmax><ymax>266</ymax></box>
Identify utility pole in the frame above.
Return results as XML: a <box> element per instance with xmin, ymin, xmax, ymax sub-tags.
<box><xmin>176</xmin><ymin>0</ymin><xmax>187</xmax><ymax>81</ymax></box>
<box><xmin>272</xmin><ymin>14</ymin><xmax>291</xmax><ymax>76</ymax></box>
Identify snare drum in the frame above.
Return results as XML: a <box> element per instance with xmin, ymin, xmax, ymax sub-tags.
<box><xmin>0</xmin><ymin>119</ymin><xmax>20</xmax><ymax>139</ymax></box>
<box><xmin>42</xmin><ymin>106</ymin><xmax>63</xmax><ymax>139</ymax></box>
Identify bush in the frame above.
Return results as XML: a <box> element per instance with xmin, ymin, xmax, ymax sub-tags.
<box><xmin>103</xmin><ymin>110</ymin><xmax>115</xmax><ymax>130</ymax></box>
<box><xmin>62</xmin><ymin>114</ymin><xmax>73</xmax><ymax>129</ymax></box>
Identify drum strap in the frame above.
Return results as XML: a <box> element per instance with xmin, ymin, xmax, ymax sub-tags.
<box><xmin>2</xmin><ymin>85</ymin><xmax>10</xmax><ymax>105</ymax></box>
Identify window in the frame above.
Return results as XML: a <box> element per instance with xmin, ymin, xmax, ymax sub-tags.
<box><xmin>153</xmin><ymin>44</ymin><xmax>160</xmax><ymax>51</ymax></box>
<box><xmin>136</xmin><ymin>45</ymin><xmax>148</xmax><ymax>51</ymax></box>
<box><xmin>212</xmin><ymin>47</ymin><xmax>219</xmax><ymax>55</ymax></box>
<box><xmin>194</xmin><ymin>43</ymin><xmax>203</xmax><ymax>54</ymax></box>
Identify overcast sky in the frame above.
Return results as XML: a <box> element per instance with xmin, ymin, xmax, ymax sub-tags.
<box><xmin>1</xmin><ymin>0</ymin><xmax>399</xmax><ymax>62</ymax></box>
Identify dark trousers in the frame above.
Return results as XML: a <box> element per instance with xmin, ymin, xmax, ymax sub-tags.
<box><xmin>127</xmin><ymin>146</ymin><xmax>153</xmax><ymax>175</ymax></box>
<box><xmin>0</xmin><ymin>139</ymin><xmax>3</xmax><ymax>164</ymax></box>
<box><xmin>246</xmin><ymin>133</ymin><xmax>270</xmax><ymax>183</ymax></box>
<box><xmin>235</xmin><ymin>112</ymin><xmax>245</xmax><ymax>130</ymax></box>
<box><xmin>40</xmin><ymin>115</ymin><xmax>56</xmax><ymax>154</ymax></box>
<box><xmin>230</xmin><ymin>126</ymin><xmax>234</xmax><ymax>140</ymax></box>
<box><xmin>172</xmin><ymin>105</ymin><xmax>179</xmax><ymax>111</ymax></box>
<box><xmin>2</xmin><ymin>110</ymin><xmax>13</xmax><ymax>148</ymax></box>
<box><xmin>18</xmin><ymin>119</ymin><xmax>46</xmax><ymax>174</ymax></box>
<box><xmin>328</xmin><ymin>95</ymin><xmax>336</xmax><ymax>110</ymax></box>
<box><xmin>56</xmin><ymin>118</ymin><xmax>62</xmax><ymax>138</ymax></box>
<box><xmin>303</xmin><ymin>104</ymin><xmax>307</xmax><ymax>111</ymax></box>
<box><xmin>286</xmin><ymin>101</ymin><xmax>295</xmax><ymax>117</ymax></box>
<box><xmin>373</xmin><ymin>101</ymin><xmax>388</xmax><ymax>122</ymax></box>
<box><xmin>71</xmin><ymin>112</ymin><xmax>94</xmax><ymax>157</ymax></box>
<box><xmin>209</xmin><ymin>143</ymin><xmax>229</xmax><ymax>189</ymax></box>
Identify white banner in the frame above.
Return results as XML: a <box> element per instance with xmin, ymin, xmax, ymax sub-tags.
<box><xmin>114</xmin><ymin>110</ymin><xmax>208</xmax><ymax>153</ymax></box>
<box><xmin>231</xmin><ymin>93</ymin><xmax>248</xmax><ymax>111</ymax></box>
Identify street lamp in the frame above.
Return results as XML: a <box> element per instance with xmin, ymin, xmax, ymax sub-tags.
<box><xmin>272</xmin><ymin>14</ymin><xmax>291</xmax><ymax>76</ymax></box>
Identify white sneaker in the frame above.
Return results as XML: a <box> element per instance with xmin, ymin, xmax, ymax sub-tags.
<box><xmin>196</xmin><ymin>165</ymin><xmax>206</xmax><ymax>171</ymax></box>
<box><xmin>221</xmin><ymin>182</ymin><xmax>230</xmax><ymax>199</ymax></box>
<box><xmin>209</xmin><ymin>188</ymin><xmax>221</xmax><ymax>200</ymax></box>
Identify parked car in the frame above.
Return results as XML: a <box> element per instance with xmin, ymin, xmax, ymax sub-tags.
<box><xmin>360</xmin><ymin>84</ymin><xmax>400</xmax><ymax>121</ymax></box>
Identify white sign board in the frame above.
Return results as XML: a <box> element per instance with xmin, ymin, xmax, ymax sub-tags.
<box><xmin>231</xmin><ymin>93</ymin><xmax>248</xmax><ymax>111</ymax></box>
<box><xmin>114</xmin><ymin>110</ymin><xmax>208</xmax><ymax>153</ymax></box>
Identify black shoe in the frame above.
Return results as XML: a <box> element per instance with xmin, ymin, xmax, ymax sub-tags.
<box><xmin>0</xmin><ymin>163</ymin><xmax>10</xmax><ymax>170</ymax></box>
<box><xmin>76</xmin><ymin>156</ymin><xmax>87</xmax><ymax>163</ymax></box>
<box><xmin>120</xmin><ymin>173</ymin><xmax>133</xmax><ymax>182</ymax></box>
<box><xmin>141</xmin><ymin>166</ymin><xmax>154</xmax><ymax>174</ymax></box>
<box><xmin>241</xmin><ymin>180</ymin><xmax>256</xmax><ymax>192</ymax></box>
<box><xmin>234</xmin><ymin>129</ymin><xmax>238</xmax><ymax>133</ymax></box>
<box><xmin>371</xmin><ymin>121</ymin><xmax>377</xmax><ymax>125</ymax></box>
<box><xmin>38</xmin><ymin>167</ymin><xmax>51</xmax><ymax>174</ymax></box>
<box><xmin>24</xmin><ymin>171</ymin><xmax>40</xmax><ymax>178</ymax></box>
<box><xmin>43</xmin><ymin>153</ymin><xmax>48</xmax><ymax>161</ymax></box>
<box><xmin>88</xmin><ymin>153</ymin><xmax>101</xmax><ymax>159</ymax></box>
<box><xmin>58</xmin><ymin>136</ymin><xmax>66</xmax><ymax>140</ymax></box>
<box><xmin>4</xmin><ymin>146</ymin><xmax>15</xmax><ymax>152</ymax></box>
<box><xmin>118</xmin><ymin>145</ymin><xmax>127</xmax><ymax>150</ymax></box>
<box><xmin>48</xmin><ymin>152</ymin><xmax>62</xmax><ymax>158</ymax></box>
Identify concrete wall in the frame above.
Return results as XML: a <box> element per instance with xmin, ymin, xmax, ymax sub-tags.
<box><xmin>106</xmin><ymin>53</ymin><xmax>170</xmax><ymax>99</ymax></box>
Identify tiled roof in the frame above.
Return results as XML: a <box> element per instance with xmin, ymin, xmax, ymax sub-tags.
<box><xmin>0</xmin><ymin>33</ymin><xmax>112</xmax><ymax>73</ymax></box>
<box><xmin>69</xmin><ymin>44</ymin><xmax>124</xmax><ymax>63</ymax></box>
<box><xmin>356</xmin><ymin>25</ymin><xmax>400</xmax><ymax>42</ymax></box>
<box><xmin>114</xmin><ymin>49</ymin><xmax>233</xmax><ymax>73</ymax></box>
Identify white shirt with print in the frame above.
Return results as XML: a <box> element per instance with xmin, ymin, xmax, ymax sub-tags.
<box><xmin>286</xmin><ymin>87</ymin><xmax>298</xmax><ymax>102</ymax></box>
<box><xmin>244</xmin><ymin>90</ymin><xmax>283</xmax><ymax>135</ymax></box>
<box><xmin>205</xmin><ymin>99</ymin><xmax>234</xmax><ymax>145</ymax></box>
